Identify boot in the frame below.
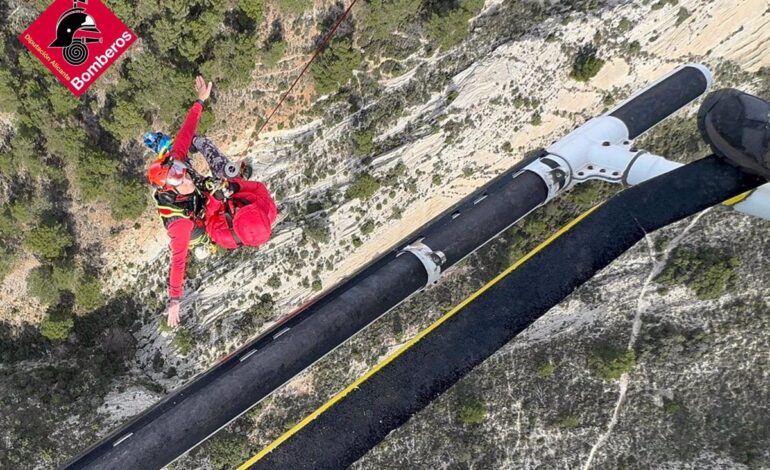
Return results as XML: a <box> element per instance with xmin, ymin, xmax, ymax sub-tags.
<box><xmin>239</xmin><ymin>160</ymin><xmax>253</xmax><ymax>180</ymax></box>
<box><xmin>189</xmin><ymin>135</ymin><xmax>201</xmax><ymax>154</ymax></box>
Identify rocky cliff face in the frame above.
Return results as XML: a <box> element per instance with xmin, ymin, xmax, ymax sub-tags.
<box><xmin>2</xmin><ymin>0</ymin><xmax>770</xmax><ymax>468</ymax></box>
<box><xmin>178</xmin><ymin>0</ymin><xmax>770</xmax><ymax>468</ymax></box>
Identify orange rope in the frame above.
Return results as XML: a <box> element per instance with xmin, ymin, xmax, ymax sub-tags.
<box><xmin>254</xmin><ymin>0</ymin><xmax>360</xmax><ymax>138</ymax></box>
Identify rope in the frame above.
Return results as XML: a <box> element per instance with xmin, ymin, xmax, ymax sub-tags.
<box><xmin>254</xmin><ymin>0</ymin><xmax>360</xmax><ymax>138</ymax></box>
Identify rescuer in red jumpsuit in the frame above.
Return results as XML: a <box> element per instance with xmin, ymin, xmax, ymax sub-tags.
<box><xmin>146</xmin><ymin>77</ymin><xmax>277</xmax><ymax>327</ymax></box>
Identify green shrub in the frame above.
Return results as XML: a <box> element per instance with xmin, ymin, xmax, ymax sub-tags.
<box><xmin>512</xmin><ymin>95</ymin><xmax>529</xmax><ymax>109</ymax></box>
<box><xmin>159</xmin><ymin>316</ymin><xmax>173</xmax><ymax>333</ymax></box>
<box><xmin>636</xmin><ymin>116</ymin><xmax>707</xmax><ymax>164</ymax></box>
<box><xmin>103</xmin><ymin>98</ymin><xmax>150</xmax><ymax>142</ymax></box>
<box><xmin>589</xmin><ymin>344</ymin><xmax>636</xmax><ymax>380</ymax></box>
<box><xmin>304</xmin><ymin>218</ymin><xmax>330</xmax><ymax>244</ymax></box>
<box><xmin>0</xmin><ymin>207</ymin><xmax>16</xmax><ymax>237</ymax></box>
<box><xmin>199</xmin><ymin>431</ymin><xmax>250</xmax><ymax>469</ymax></box>
<box><xmin>43</xmin><ymin>125</ymin><xmax>86</xmax><ymax>163</ymax></box>
<box><xmin>664</xmin><ymin>400</ymin><xmax>681</xmax><ymax>414</ymax></box>
<box><xmin>177</xmin><ymin>11</ymin><xmax>220</xmax><ymax>62</ymax></box>
<box><xmin>10</xmin><ymin>133</ymin><xmax>41</xmax><ymax>176</ymax></box>
<box><xmin>239</xmin><ymin>0</ymin><xmax>264</xmax><ymax>23</ymax></box>
<box><xmin>557</xmin><ymin>414</ymin><xmax>580</xmax><ymax>428</ymax></box>
<box><xmin>76</xmin><ymin>276</ymin><xmax>105</xmax><ymax>310</ymax></box>
<box><xmin>383</xmin><ymin>162</ymin><xmax>407</xmax><ymax>186</ymax></box>
<box><xmin>356</xmin><ymin>0</ymin><xmax>422</xmax><ymax>62</ymax></box>
<box><xmin>108</xmin><ymin>179</ymin><xmax>148</xmax><ymax>220</ymax></box>
<box><xmin>120</xmin><ymin>53</ymin><xmax>193</xmax><ymax>124</ymax></box>
<box><xmin>261</xmin><ymin>40</ymin><xmax>286</xmax><ymax>68</ymax></box>
<box><xmin>267</xmin><ymin>273</ymin><xmax>282</xmax><ymax>289</ymax></box>
<box><xmin>199</xmin><ymin>108</ymin><xmax>215</xmax><ymax>134</ymax></box>
<box><xmin>48</xmin><ymin>84</ymin><xmax>79</xmax><ymax>117</ymax></box>
<box><xmin>426</xmin><ymin>0</ymin><xmax>485</xmax><ymax>51</ymax></box>
<box><xmin>360</xmin><ymin>219</ymin><xmax>375</xmax><ymax>235</ymax></box>
<box><xmin>0</xmin><ymin>69</ymin><xmax>18</xmax><ymax>113</ymax></box>
<box><xmin>276</xmin><ymin>0</ymin><xmax>312</xmax><ymax>15</ymax></box>
<box><xmin>76</xmin><ymin>151</ymin><xmax>119</xmax><ymax>201</ymax></box>
<box><xmin>458</xmin><ymin>396</ymin><xmax>487</xmax><ymax>424</ymax></box>
<box><xmin>0</xmin><ymin>151</ymin><xmax>16</xmax><ymax>175</ymax></box>
<box><xmin>172</xmin><ymin>328</ymin><xmax>194</xmax><ymax>355</ymax></box>
<box><xmin>27</xmin><ymin>266</ymin><xmax>62</xmax><ymax>305</ymax></box>
<box><xmin>40</xmin><ymin>308</ymin><xmax>74</xmax><ymax>342</ymax></box>
<box><xmin>24</xmin><ymin>222</ymin><xmax>73</xmax><ymax>260</ymax></box>
<box><xmin>675</xmin><ymin>7</ymin><xmax>691</xmax><ymax>26</ymax></box>
<box><xmin>656</xmin><ymin>247</ymin><xmax>738</xmax><ymax>299</ymax></box>
<box><xmin>8</xmin><ymin>196</ymin><xmax>46</xmax><ymax>227</ymax></box>
<box><xmin>52</xmin><ymin>262</ymin><xmax>77</xmax><ymax>291</ymax></box>
<box><xmin>75</xmin><ymin>151</ymin><xmax>148</xmax><ymax>220</ymax></box>
<box><xmin>352</xmin><ymin>128</ymin><xmax>375</xmax><ymax>156</ymax></box>
<box><xmin>247</xmin><ymin>294</ymin><xmax>274</xmax><ymax>321</ymax></box>
<box><xmin>16</xmin><ymin>79</ymin><xmax>54</xmax><ymax>131</ymax></box>
<box><xmin>311</xmin><ymin>38</ymin><xmax>362</xmax><ymax>95</ymax></box>
<box><xmin>345</xmin><ymin>173</ymin><xmax>380</xmax><ymax>201</ymax></box>
<box><xmin>569</xmin><ymin>182</ymin><xmax>606</xmax><ymax>210</ymax></box>
<box><xmin>569</xmin><ymin>45</ymin><xmax>605</xmax><ymax>82</ymax></box>
<box><xmin>311</xmin><ymin>279</ymin><xmax>322</xmax><ymax>292</ymax></box>
<box><xmin>201</xmin><ymin>34</ymin><xmax>259</xmax><ymax>90</ymax></box>
<box><xmin>537</xmin><ymin>361</ymin><xmax>556</xmax><ymax>378</ymax></box>
<box><xmin>758</xmin><ymin>67</ymin><xmax>770</xmax><ymax>97</ymax></box>
<box><xmin>0</xmin><ymin>248</ymin><xmax>16</xmax><ymax>283</ymax></box>
<box><xmin>522</xmin><ymin>218</ymin><xmax>549</xmax><ymax>239</ymax></box>
<box><xmin>617</xmin><ymin>17</ymin><xmax>632</xmax><ymax>33</ymax></box>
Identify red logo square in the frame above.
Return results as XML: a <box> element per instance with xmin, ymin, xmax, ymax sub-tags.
<box><xmin>19</xmin><ymin>0</ymin><xmax>137</xmax><ymax>97</ymax></box>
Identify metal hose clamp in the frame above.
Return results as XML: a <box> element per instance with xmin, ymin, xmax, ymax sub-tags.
<box><xmin>399</xmin><ymin>239</ymin><xmax>447</xmax><ymax>287</ymax></box>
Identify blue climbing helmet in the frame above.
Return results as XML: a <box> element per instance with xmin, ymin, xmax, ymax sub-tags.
<box><xmin>143</xmin><ymin>131</ymin><xmax>173</xmax><ymax>157</ymax></box>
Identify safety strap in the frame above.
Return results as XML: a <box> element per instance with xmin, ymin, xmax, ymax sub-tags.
<box><xmin>224</xmin><ymin>199</ymin><xmax>244</xmax><ymax>247</ymax></box>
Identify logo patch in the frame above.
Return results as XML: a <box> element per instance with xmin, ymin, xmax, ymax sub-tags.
<box><xmin>19</xmin><ymin>0</ymin><xmax>136</xmax><ymax>97</ymax></box>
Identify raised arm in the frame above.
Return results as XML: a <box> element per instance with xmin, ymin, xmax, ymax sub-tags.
<box><xmin>169</xmin><ymin>76</ymin><xmax>213</xmax><ymax>161</ymax></box>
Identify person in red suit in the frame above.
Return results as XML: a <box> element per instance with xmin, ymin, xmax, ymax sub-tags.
<box><xmin>146</xmin><ymin>76</ymin><xmax>277</xmax><ymax>327</ymax></box>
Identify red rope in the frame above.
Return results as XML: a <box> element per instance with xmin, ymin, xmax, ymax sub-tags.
<box><xmin>254</xmin><ymin>0</ymin><xmax>360</xmax><ymax>138</ymax></box>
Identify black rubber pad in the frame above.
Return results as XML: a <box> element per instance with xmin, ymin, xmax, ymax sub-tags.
<box><xmin>250</xmin><ymin>155</ymin><xmax>764</xmax><ymax>469</ymax></box>
<box><xmin>611</xmin><ymin>66</ymin><xmax>709</xmax><ymax>139</ymax></box>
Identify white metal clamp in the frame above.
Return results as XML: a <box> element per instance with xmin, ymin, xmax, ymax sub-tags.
<box><xmin>399</xmin><ymin>239</ymin><xmax>447</xmax><ymax>288</ymax></box>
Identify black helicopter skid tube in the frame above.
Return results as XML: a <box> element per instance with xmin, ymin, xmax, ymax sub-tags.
<box><xmin>609</xmin><ymin>64</ymin><xmax>710</xmax><ymax>139</ymax></box>
<box><xmin>62</xmin><ymin>152</ymin><xmax>549</xmax><ymax>469</ymax></box>
<box><xmin>248</xmin><ymin>155</ymin><xmax>765</xmax><ymax>469</ymax></box>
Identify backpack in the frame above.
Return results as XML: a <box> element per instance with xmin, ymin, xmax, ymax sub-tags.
<box><xmin>206</xmin><ymin>197</ymin><xmax>273</xmax><ymax>249</ymax></box>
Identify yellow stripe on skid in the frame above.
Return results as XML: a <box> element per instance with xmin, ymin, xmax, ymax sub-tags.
<box><xmin>722</xmin><ymin>190</ymin><xmax>752</xmax><ymax>207</ymax></box>
<box><xmin>237</xmin><ymin>203</ymin><xmax>601</xmax><ymax>470</ymax></box>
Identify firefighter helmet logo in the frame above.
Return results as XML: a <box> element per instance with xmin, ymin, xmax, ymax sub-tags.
<box><xmin>19</xmin><ymin>0</ymin><xmax>136</xmax><ymax>96</ymax></box>
<box><xmin>48</xmin><ymin>1</ymin><xmax>102</xmax><ymax>66</ymax></box>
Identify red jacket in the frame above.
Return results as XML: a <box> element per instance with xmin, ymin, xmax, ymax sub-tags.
<box><xmin>163</xmin><ymin>101</ymin><xmax>204</xmax><ymax>300</ymax></box>
<box><xmin>162</xmin><ymin>102</ymin><xmax>277</xmax><ymax>300</ymax></box>
<box><xmin>165</xmin><ymin>181</ymin><xmax>277</xmax><ymax>299</ymax></box>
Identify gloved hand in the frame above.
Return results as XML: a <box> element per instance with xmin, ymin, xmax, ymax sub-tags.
<box><xmin>205</xmin><ymin>178</ymin><xmax>239</xmax><ymax>201</ymax></box>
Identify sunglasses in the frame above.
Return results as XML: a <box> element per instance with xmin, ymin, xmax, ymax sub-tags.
<box><xmin>165</xmin><ymin>160</ymin><xmax>189</xmax><ymax>187</ymax></box>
